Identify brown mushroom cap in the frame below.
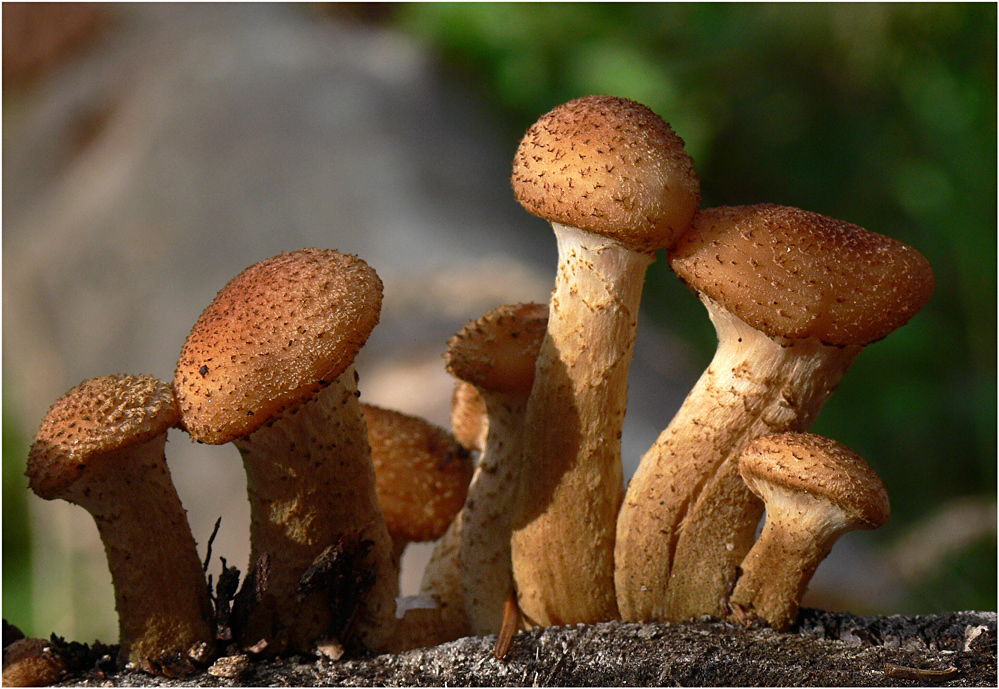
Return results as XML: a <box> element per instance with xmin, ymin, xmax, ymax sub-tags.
<box><xmin>739</xmin><ymin>432</ymin><xmax>890</xmax><ymax>530</ymax></box>
<box><xmin>362</xmin><ymin>404</ymin><xmax>473</xmax><ymax>544</ymax></box>
<box><xmin>450</xmin><ymin>380</ymin><xmax>488</xmax><ymax>453</ymax></box>
<box><xmin>669</xmin><ymin>204</ymin><xmax>935</xmax><ymax>346</ymax></box>
<box><xmin>445</xmin><ymin>302</ymin><xmax>549</xmax><ymax>396</ymax></box>
<box><xmin>26</xmin><ymin>374</ymin><xmax>179</xmax><ymax>499</ymax></box>
<box><xmin>511</xmin><ymin>95</ymin><xmax>701</xmax><ymax>252</ymax></box>
<box><xmin>175</xmin><ymin>249</ymin><xmax>382</xmax><ymax>444</ymax></box>
<box><xmin>1</xmin><ymin>637</ymin><xmax>66</xmax><ymax>687</ymax></box>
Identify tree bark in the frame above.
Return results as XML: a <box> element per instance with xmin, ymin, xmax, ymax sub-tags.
<box><xmin>40</xmin><ymin>609</ymin><xmax>995</xmax><ymax>686</ymax></box>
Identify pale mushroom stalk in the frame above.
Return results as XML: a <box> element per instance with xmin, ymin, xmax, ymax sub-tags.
<box><xmin>511</xmin><ymin>224</ymin><xmax>653</xmax><ymax>625</ymax></box>
<box><xmin>401</xmin><ymin>513</ymin><xmax>470</xmax><ymax>649</ymax></box>
<box><xmin>400</xmin><ymin>302</ymin><xmax>546</xmax><ymax>646</ymax></box>
<box><xmin>84</xmin><ymin>435</ymin><xmax>215</xmax><ymax>666</ymax></box>
<box><xmin>461</xmin><ymin>383</ymin><xmax>532</xmax><ymax>633</ymax></box>
<box><xmin>447</xmin><ymin>302</ymin><xmax>547</xmax><ymax>635</ymax></box>
<box><xmin>615</xmin><ymin>297</ymin><xmax>860</xmax><ymax>621</ymax></box>
<box><xmin>728</xmin><ymin>432</ymin><xmax>890</xmax><ymax>631</ymax></box>
<box><xmin>25</xmin><ymin>375</ymin><xmax>214</xmax><ymax>669</ymax></box>
<box><xmin>509</xmin><ymin>96</ymin><xmax>700</xmax><ymax>627</ymax></box>
<box><xmin>232</xmin><ymin>367</ymin><xmax>397</xmax><ymax>653</ymax></box>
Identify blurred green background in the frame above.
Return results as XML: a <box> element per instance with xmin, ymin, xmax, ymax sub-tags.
<box><xmin>386</xmin><ymin>1</ymin><xmax>997</xmax><ymax>613</ymax></box>
<box><xmin>3</xmin><ymin>2</ymin><xmax>995</xmax><ymax>637</ymax></box>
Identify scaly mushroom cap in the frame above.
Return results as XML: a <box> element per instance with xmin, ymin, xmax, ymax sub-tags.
<box><xmin>445</xmin><ymin>302</ymin><xmax>549</xmax><ymax>395</ymax></box>
<box><xmin>363</xmin><ymin>404</ymin><xmax>473</xmax><ymax>544</ymax></box>
<box><xmin>739</xmin><ymin>432</ymin><xmax>890</xmax><ymax>531</ymax></box>
<box><xmin>26</xmin><ymin>374</ymin><xmax>179</xmax><ymax>500</ymax></box>
<box><xmin>511</xmin><ymin>95</ymin><xmax>701</xmax><ymax>253</ymax></box>
<box><xmin>669</xmin><ymin>204</ymin><xmax>935</xmax><ymax>346</ymax></box>
<box><xmin>450</xmin><ymin>380</ymin><xmax>488</xmax><ymax>453</ymax></box>
<box><xmin>1</xmin><ymin>637</ymin><xmax>66</xmax><ymax>687</ymax></box>
<box><xmin>175</xmin><ymin>249</ymin><xmax>382</xmax><ymax>444</ymax></box>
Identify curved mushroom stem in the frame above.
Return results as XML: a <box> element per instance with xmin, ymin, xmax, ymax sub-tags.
<box><xmin>615</xmin><ymin>297</ymin><xmax>860</xmax><ymax>622</ymax></box>
<box><xmin>461</xmin><ymin>387</ymin><xmax>530</xmax><ymax>634</ymax></box>
<box><xmin>65</xmin><ymin>434</ymin><xmax>214</xmax><ymax>667</ymax></box>
<box><xmin>728</xmin><ymin>503</ymin><xmax>839</xmax><ymax>631</ymax></box>
<box><xmin>511</xmin><ymin>222</ymin><xmax>652</xmax><ymax>626</ymax></box>
<box><xmin>234</xmin><ymin>365</ymin><xmax>398</xmax><ymax>654</ymax></box>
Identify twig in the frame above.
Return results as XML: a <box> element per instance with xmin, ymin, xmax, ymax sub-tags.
<box><xmin>884</xmin><ymin>663</ymin><xmax>960</xmax><ymax>683</ymax></box>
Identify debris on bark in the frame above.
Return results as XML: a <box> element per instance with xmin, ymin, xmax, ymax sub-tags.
<box><xmin>20</xmin><ymin>609</ymin><xmax>993</xmax><ymax>686</ymax></box>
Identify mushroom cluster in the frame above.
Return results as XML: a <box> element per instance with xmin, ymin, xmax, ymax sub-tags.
<box><xmin>13</xmin><ymin>95</ymin><xmax>934</xmax><ymax>680</ymax></box>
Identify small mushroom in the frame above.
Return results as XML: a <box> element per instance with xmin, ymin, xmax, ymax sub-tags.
<box><xmin>509</xmin><ymin>95</ymin><xmax>700</xmax><ymax>626</ymax></box>
<box><xmin>614</xmin><ymin>204</ymin><xmax>934</xmax><ymax>622</ymax></box>
<box><xmin>173</xmin><ymin>249</ymin><xmax>397</xmax><ymax>654</ymax></box>
<box><xmin>728</xmin><ymin>432</ymin><xmax>890</xmax><ymax>631</ymax></box>
<box><xmin>446</xmin><ymin>302</ymin><xmax>548</xmax><ymax>635</ymax></box>
<box><xmin>2</xmin><ymin>637</ymin><xmax>67</xmax><ymax>687</ymax></box>
<box><xmin>24</xmin><ymin>375</ymin><xmax>214</xmax><ymax>669</ymax></box>
<box><xmin>362</xmin><ymin>402</ymin><xmax>473</xmax><ymax>562</ymax></box>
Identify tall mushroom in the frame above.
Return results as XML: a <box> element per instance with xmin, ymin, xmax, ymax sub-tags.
<box><xmin>509</xmin><ymin>95</ymin><xmax>700</xmax><ymax>626</ymax></box>
<box><xmin>446</xmin><ymin>302</ymin><xmax>548</xmax><ymax>635</ymax></box>
<box><xmin>729</xmin><ymin>432</ymin><xmax>890</xmax><ymax>631</ymax></box>
<box><xmin>614</xmin><ymin>204</ymin><xmax>934</xmax><ymax>622</ymax></box>
<box><xmin>25</xmin><ymin>374</ymin><xmax>214</xmax><ymax>669</ymax></box>
<box><xmin>173</xmin><ymin>249</ymin><xmax>397</xmax><ymax>654</ymax></box>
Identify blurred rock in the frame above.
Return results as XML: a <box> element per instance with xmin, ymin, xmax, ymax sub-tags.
<box><xmin>3</xmin><ymin>3</ymin><xmax>695</xmax><ymax>642</ymax></box>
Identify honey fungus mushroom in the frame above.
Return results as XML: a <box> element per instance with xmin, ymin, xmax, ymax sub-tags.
<box><xmin>446</xmin><ymin>302</ymin><xmax>548</xmax><ymax>635</ymax></box>
<box><xmin>25</xmin><ymin>374</ymin><xmax>214</xmax><ymax>670</ymax></box>
<box><xmin>615</xmin><ymin>204</ymin><xmax>934</xmax><ymax>623</ymax></box>
<box><xmin>510</xmin><ymin>95</ymin><xmax>700</xmax><ymax>626</ymax></box>
<box><xmin>2</xmin><ymin>637</ymin><xmax>67</xmax><ymax>687</ymax></box>
<box><xmin>362</xmin><ymin>402</ymin><xmax>473</xmax><ymax>561</ymax></box>
<box><xmin>729</xmin><ymin>432</ymin><xmax>890</xmax><ymax>631</ymax></box>
<box><xmin>173</xmin><ymin>249</ymin><xmax>397</xmax><ymax>654</ymax></box>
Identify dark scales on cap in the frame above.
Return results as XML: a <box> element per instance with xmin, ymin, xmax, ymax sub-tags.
<box><xmin>174</xmin><ymin>249</ymin><xmax>382</xmax><ymax>445</ymax></box>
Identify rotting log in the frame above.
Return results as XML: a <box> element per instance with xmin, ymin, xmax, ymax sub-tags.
<box><xmin>23</xmin><ymin>609</ymin><xmax>995</xmax><ymax>686</ymax></box>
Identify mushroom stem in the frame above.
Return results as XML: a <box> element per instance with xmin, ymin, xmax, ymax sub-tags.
<box><xmin>26</xmin><ymin>375</ymin><xmax>213</xmax><ymax>669</ymax></box>
<box><xmin>728</xmin><ymin>505</ymin><xmax>838</xmax><ymax>630</ymax></box>
<box><xmin>512</xmin><ymin>222</ymin><xmax>652</xmax><ymax>625</ymax></box>
<box><xmin>462</xmin><ymin>385</ymin><xmax>530</xmax><ymax>634</ymax></box>
<box><xmin>407</xmin><ymin>514</ymin><xmax>470</xmax><ymax>646</ymax></box>
<box><xmin>442</xmin><ymin>302</ymin><xmax>547</xmax><ymax>635</ymax></box>
<box><xmin>234</xmin><ymin>365</ymin><xmax>398</xmax><ymax>653</ymax></box>
<box><xmin>615</xmin><ymin>297</ymin><xmax>860</xmax><ymax>621</ymax></box>
<box><xmin>79</xmin><ymin>434</ymin><xmax>214</xmax><ymax>666</ymax></box>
